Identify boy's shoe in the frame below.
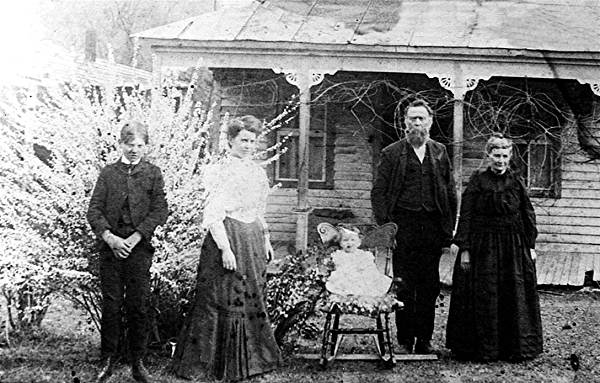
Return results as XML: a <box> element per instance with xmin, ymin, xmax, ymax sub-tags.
<box><xmin>95</xmin><ymin>356</ymin><xmax>116</xmax><ymax>383</ymax></box>
<box><xmin>131</xmin><ymin>359</ymin><xmax>152</xmax><ymax>383</ymax></box>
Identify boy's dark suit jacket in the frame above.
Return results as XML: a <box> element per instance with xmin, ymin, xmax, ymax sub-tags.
<box><xmin>87</xmin><ymin>160</ymin><xmax>168</xmax><ymax>244</ymax></box>
<box><xmin>371</xmin><ymin>138</ymin><xmax>457</xmax><ymax>244</ymax></box>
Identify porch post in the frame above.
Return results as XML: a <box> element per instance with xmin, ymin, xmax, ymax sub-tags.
<box><xmin>452</xmin><ymin>103</ymin><xmax>463</xmax><ymax>203</ymax></box>
<box><xmin>296</xmin><ymin>71</ymin><xmax>311</xmax><ymax>252</ymax></box>
<box><xmin>437</xmin><ymin>67</ymin><xmax>480</xmax><ymax>210</ymax></box>
<box><xmin>436</xmin><ymin>67</ymin><xmax>481</xmax><ymax>231</ymax></box>
<box><xmin>272</xmin><ymin>69</ymin><xmax>335</xmax><ymax>252</ymax></box>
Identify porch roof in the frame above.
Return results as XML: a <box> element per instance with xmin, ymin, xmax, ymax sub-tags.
<box><xmin>135</xmin><ymin>0</ymin><xmax>600</xmax><ymax>54</ymax></box>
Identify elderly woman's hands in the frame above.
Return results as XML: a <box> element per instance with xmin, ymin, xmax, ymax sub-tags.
<box><xmin>265</xmin><ymin>235</ymin><xmax>274</xmax><ymax>262</ymax></box>
<box><xmin>460</xmin><ymin>250</ymin><xmax>471</xmax><ymax>272</ymax></box>
<box><xmin>530</xmin><ymin>249</ymin><xmax>537</xmax><ymax>263</ymax></box>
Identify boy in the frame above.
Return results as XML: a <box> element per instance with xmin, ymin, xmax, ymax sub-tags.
<box><xmin>87</xmin><ymin>121</ymin><xmax>168</xmax><ymax>383</ymax></box>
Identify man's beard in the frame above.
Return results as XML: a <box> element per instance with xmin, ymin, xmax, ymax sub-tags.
<box><xmin>406</xmin><ymin>127</ymin><xmax>429</xmax><ymax>147</ymax></box>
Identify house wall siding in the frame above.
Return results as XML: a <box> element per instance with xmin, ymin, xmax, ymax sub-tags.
<box><xmin>266</xmin><ymin>111</ymin><xmax>375</xmax><ymax>242</ymax></box>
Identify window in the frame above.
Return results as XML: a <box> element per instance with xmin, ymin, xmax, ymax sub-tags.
<box><xmin>512</xmin><ymin>136</ymin><xmax>560</xmax><ymax>198</ymax></box>
<box><xmin>276</xmin><ymin>130</ymin><xmax>327</xmax><ymax>182</ymax></box>
<box><xmin>274</xmin><ymin>104</ymin><xmax>333</xmax><ymax>189</ymax></box>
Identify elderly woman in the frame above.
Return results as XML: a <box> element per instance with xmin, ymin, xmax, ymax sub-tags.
<box><xmin>171</xmin><ymin>115</ymin><xmax>281</xmax><ymax>381</ymax></box>
<box><xmin>446</xmin><ymin>133</ymin><xmax>543</xmax><ymax>361</ymax></box>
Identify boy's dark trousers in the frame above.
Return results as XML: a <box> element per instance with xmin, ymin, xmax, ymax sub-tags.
<box><xmin>99</xmin><ymin>239</ymin><xmax>153</xmax><ymax>361</ymax></box>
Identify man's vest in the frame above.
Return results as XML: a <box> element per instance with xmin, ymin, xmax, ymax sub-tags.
<box><xmin>394</xmin><ymin>146</ymin><xmax>436</xmax><ymax>212</ymax></box>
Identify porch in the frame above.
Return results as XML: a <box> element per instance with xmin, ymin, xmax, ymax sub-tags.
<box><xmin>135</xmin><ymin>0</ymin><xmax>600</xmax><ymax>286</ymax></box>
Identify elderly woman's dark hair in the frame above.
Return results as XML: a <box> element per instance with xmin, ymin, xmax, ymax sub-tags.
<box><xmin>485</xmin><ymin>132</ymin><xmax>513</xmax><ymax>154</ymax></box>
<box><xmin>120</xmin><ymin>121</ymin><xmax>149</xmax><ymax>144</ymax></box>
<box><xmin>405</xmin><ymin>99</ymin><xmax>433</xmax><ymax>117</ymax></box>
<box><xmin>227</xmin><ymin>115</ymin><xmax>263</xmax><ymax>140</ymax></box>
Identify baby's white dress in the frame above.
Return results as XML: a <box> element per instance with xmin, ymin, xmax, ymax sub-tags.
<box><xmin>326</xmin><ymin>249</ymin><xmax>392</xmax><ymax>297</ymax></box>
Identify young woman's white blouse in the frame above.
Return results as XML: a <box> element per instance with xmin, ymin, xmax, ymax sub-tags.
<box><xmin>202</xmin><ymin>156</ymin><xmax>270</xmax><ymax>229</ymax></box>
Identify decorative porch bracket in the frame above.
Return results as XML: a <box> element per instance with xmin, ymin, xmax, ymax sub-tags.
<box><xmin>272</xmin><ymin>67</ymin><xmax>338</xmax><ymax>253</ymax></box>
<box><xmin>275</xmin><ymin>71</ymin><xmax>332</xmax><ymax>88</ymax></box>
<box><xmin>575</xmin><ymin>80</ymin><xmax>600</xmax><ymax>97</ymax></box>
<box><xmin>589</xmin><ymin>83</ymin><xmax>600</xmax><ymax>97</ymax></box>
<box><xmin>438</xmin><ymin>77</ymin><xmax>480</xmax><ymax>100</ymax></box>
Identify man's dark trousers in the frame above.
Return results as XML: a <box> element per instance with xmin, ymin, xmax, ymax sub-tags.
<box><xmin>99</xmin><ymin>240</ymin><xmax>153</xmax><ymax>360</ymax></box>
<box><xmin>392</xmin><ymin>209</ymin><xmax>443</xmax><ymax>347</ymax></box>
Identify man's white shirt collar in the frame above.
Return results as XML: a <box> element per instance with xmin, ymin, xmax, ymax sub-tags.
<box><xmin>411</xmin><ymin>144</ymin><xmax>426</xmax><ymax>163</ymax></box>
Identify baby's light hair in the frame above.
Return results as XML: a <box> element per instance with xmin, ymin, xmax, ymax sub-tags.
<box><xmin>337</xmin><ymin>225</ymin><xmax>363</xmax><ymax>248</ymax></box>
<box><xmin>339</xmin><ymin>227</ymin><xmax>360</xmax><ymax>238</ymax></box>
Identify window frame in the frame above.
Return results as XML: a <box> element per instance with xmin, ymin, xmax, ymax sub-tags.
<box><xmin>512</xmin><ymin>135</ymin><xmax>561</xmax><ymax>198</ymax></box>
<box><xmin>272</xmin><ymin>104</ymin><xmax>334</xmax><ymax>189</ymax></box>
<box><xmin>275</xmin><ymin>129</ymin><xmax>328</xmax><ymax>183</ymax></box>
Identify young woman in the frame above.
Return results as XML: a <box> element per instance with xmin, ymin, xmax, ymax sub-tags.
<box><xmin>446</xmin><ymin>133</ymin><xmax>543</xmax><ymax>361</ymax></box>
<box><xmin>171</xmin><ymin>115</ymin><xmax>281</xmax><ymax>381</ymax></box>
<box><xmin>87</xmin><ymin>121</ymin><xmax>168</xmax><ymax>383</ymax></box>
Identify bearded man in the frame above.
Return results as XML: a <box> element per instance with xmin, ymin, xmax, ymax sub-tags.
<box><xmin>371</xmin><ymin>99</ymin><xmax>457</xmax><ymax>354</ymax></box>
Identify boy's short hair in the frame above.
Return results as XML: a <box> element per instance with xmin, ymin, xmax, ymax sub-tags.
<box><xmin>120</xmin><ymin>121</ymin><xmax>149</xmax><ymax>144</ymax></box>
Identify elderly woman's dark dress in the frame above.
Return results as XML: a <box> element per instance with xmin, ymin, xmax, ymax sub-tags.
<box><xmin>446</xmin><ymin>167</ymin><xmax>543</xmax><ymax>361</ymax></box>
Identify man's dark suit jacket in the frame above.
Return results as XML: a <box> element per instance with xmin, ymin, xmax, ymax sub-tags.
<box><xmin>371</xmin><ymin>138</ymin><xmax>457</xmax><ymax>244</ymax></box>
<box><xmin>87</xmin><ymin>160</ymin><xmax>168</xmax><ymax>242</ymax></box>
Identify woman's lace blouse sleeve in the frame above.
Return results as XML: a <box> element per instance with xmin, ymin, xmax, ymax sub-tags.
<box><xmin>201</xmin><ymin>163</ymin><xmax>227</xmax><ymax>229</ymax></box>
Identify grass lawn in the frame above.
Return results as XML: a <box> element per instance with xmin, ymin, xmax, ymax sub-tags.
<box><xmin>1</xmin><ymin>288</ymin><xmax>599</xmax><ymax>383</ymax></box>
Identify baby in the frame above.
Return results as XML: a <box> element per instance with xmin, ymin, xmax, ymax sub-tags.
<box><xmin>325</xmin><ymin>226</ymin><xmax>392</xmax><ymax>298</ymax></box>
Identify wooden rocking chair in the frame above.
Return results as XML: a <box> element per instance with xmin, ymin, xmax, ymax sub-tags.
<box><xmin>315</xmin><ymin>222</ymin><xmax>401</xmax><ymax>369</ymax></box>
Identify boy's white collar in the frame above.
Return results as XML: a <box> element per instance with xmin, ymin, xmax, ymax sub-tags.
<box><xmin>120</xmin><ymin>156</ymin><xmax>141</xmax><ymax>165</ymax></box>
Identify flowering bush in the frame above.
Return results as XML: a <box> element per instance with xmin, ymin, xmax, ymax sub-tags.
<box><xmin>0</xmin><ymin>68</ymin><xmax>299</xmax><ymax>349</ymax></box>
<box><xmin>0</xmin><ymin>229</ymin><xmax>57</xmax><ymax>331</ymax></box>
<box><xmin>266</xmin><ymin>245</ymin><xmax>331</xmax><ymax>345</ymax></box>
<box><xmin>0</xmin><ymin>69</ymin><xmax>215</xmax><ymax>341</ymax></box>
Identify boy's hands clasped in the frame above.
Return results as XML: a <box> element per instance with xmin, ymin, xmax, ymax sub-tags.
<box><xmin>102</xmin><ymin>230</ymin><xmax>143</xmax><ymax>259</ymax></box>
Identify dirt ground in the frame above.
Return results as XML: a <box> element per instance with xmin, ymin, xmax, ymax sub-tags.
<box><xmin>1</xmin><ymin>288</ymin><xmax>599</xmax><ymax>383</ymax></box>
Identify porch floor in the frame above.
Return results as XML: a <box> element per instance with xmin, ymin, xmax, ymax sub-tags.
<box><xmin>438</xmin><ymin>250</ymin><xmax>600</xmax><ymax>287</ymax></box>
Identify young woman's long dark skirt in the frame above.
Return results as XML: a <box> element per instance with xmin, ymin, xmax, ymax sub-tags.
<box><xmin>171</xmin><ymin>218</ymin><xmax>281</xmax><ymax>381</ymax></box>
